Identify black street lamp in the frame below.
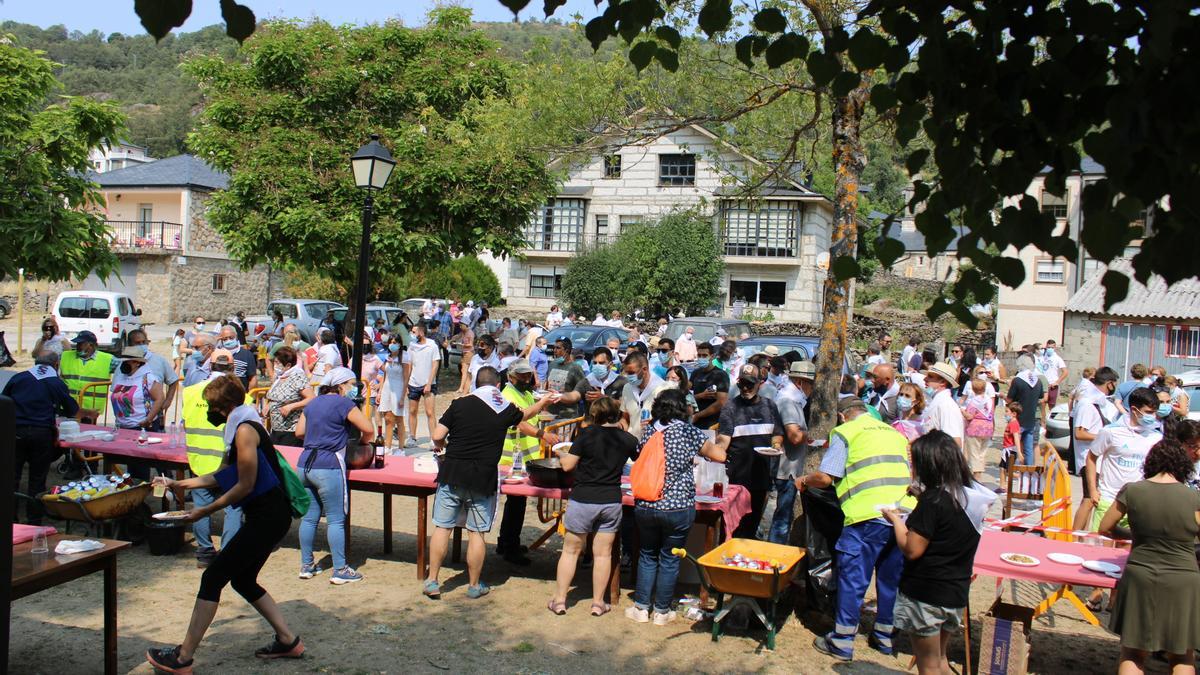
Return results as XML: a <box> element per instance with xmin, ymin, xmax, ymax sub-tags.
<box><xmin>349</xmin><ymin>134</ymin><xmax>395</xmax><ymax>405</ymax></box>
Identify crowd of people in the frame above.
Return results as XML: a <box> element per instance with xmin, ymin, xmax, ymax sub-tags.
<box><xmin>6</xmin><ymin>302</ymin><xmax>1200</xmax><ymax>673</ymax></box>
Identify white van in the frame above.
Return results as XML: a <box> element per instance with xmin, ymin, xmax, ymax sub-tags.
<box><xmin>52</xmin><ymin>291</ymin><xmax>143</xmax><ymax>352</ymax></box>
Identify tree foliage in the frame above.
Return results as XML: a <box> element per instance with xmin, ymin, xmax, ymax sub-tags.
<box><xmin>0</xmin><ymin>37</ymin><xmax>126</xmax><ymax>283</ymax></box>
<box><xmin>560</xmin><ymin>211</ymin><xmax>723</xmax><ymax>318</ymax></box>
<box><xmin>183</xmin><ymin>9</ymin><xmax>557</xmax><ymax>290</ymax></box>
<box><xmin>394</xmin><ymin>257</ymin><xmax>503</xmax><ymax>307</ymax></box>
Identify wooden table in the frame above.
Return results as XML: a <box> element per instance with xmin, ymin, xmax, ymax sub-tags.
<box><xmin>11</xmin><ymin>535</ymin><xmax>130</xmax><ymax>675</ymax></box>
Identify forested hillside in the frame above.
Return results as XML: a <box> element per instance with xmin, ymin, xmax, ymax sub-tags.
<box><xmin>0</xmin><ymin>19</ymin><xmax>582</xmax><ymax>157</ymax></box>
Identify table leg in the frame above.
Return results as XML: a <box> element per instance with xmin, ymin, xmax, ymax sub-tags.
<box><xmin>416</xmin><ymin>496</ymin><xmax>428</xmax><ymax>580</ymax></box>
<box><xmin>104</xmin><ymin>556</ymin><xmax>118</xmax><ymax>675</ymax></box>
<box><xmin>699</xmin><ymin>517</ymin><xmax>716</xmax><ymax>608</ymax></box>
<box><xmin>963</xmin><ymin>596</ymin><xmax>972</xmax><ymax>675</ymax></box>
<box><xmin>1060</xmin><ymin>584</ymin><xmax>1102</xmax><ymax>627</ymax></box>
<box><xmin>1032</xmin><ymin>584</ymin><xmax>1069</xmax><ymax>622</ymax></box>
<box><xmin>452</xmin><ymin>527</ymin><xmax>462</xmax><ymax>564</ymax></box>
<box><xmin>609</xmin><ymin>527</ymin><xmax>621</xmax><ymax>607</ymax></box>
<box><xmin>345</xmin><ymin>485</ymin><xmax>353</xmax><ymax>560</ymax></box>
<box><xmin>383</xmin><ymin>493</ymin><xmax>393</xmax><ymax>555</ymax></box>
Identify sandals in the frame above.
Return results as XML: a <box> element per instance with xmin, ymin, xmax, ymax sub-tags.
<box><xmin>547</xmin><ymin>599</ymin><xmax>567</xmax><ymax>615</ymax></box>
<box><xmin>590</xmin><ymin>602</ymin><xmax>611</xmax><ymax>617</ymax></box>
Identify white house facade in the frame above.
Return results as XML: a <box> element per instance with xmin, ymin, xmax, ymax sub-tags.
<box><xmin>498</xmin><ymin>124</ymin><xmax>835</xmax><ymax>323</ymax></box>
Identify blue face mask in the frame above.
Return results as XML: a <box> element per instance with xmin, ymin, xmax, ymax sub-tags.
<box><xmin>347</xmin><ymin>385</ymin><xmax>359</xmax><ymax>400</ymax></box>
<box><xmin>388</xmin><ymin>343</ymin><xmax>400</xmax><ymax>353</ymax></box>
<box><xmin>696</xmin><ymin>358</ymin><xmax>710</xmax><ymax>369</ymax></box>
<box><xmin>1139</xmin><ymin>413</ymin><xmax>1159</xmax><ymax>429</ymax></box>
<box><xmin>626</xmin><ymin>372</ymin><xmax>642</xmax><ymax>388</ymax></box>
<box><xmin>1157</xmin><ymin>403</ymin><xmax>1172</xmax><ymax>418</ymax></box>
<box><xmin>221</xmin><ymin>338</ymin><xmax>239</xmax><ymax>350</ymax></box>
<box><xmin>590</xmin><ymin>363</ymin><xmax>610</xmax><ymax>380</ymax></box>
<box><xmin>1044</xmin><ymin>348</ymin><xmax>1055</xmax><ymax>358</ymax></box>
<box><xmin>896</xmin><ymin>395</ymin><xmax>914</xmax><ymax>411</ymax></box>
<box><xmin>924</xmin><ymin>386</ymin><xmax>936</xmax><ymax>399</ymax></box>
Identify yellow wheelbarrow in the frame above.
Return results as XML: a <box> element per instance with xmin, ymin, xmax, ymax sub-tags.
<box><xmin>673</xmin><ymin>538</ymin><xmax>805</xmax><ymax>650</ymax></box>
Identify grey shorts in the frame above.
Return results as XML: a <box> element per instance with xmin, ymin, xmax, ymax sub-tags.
<box><xmin>563</xmin><ymin>500</ymin><xmax>622</xmax><ymax>534</ymax></box>
<box><xmin>894</xmin><ymin>591</ymin><xmax>964</xmax><ymax>637</ymax></box>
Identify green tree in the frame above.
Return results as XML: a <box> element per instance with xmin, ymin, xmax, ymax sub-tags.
<box><xmin>561</xmin><ymin>211</ymin><xmax>723</xmax><ymax>318</ymax></box>
<box><xmin>183</xmin><ymin>9</ymin><xmax>557</xmax><ymax>295</ymax></box>
<box><xmin>394</xmin><ymin>257</ymin><xmax>503</xmax><ymax>307</ymax></box>
<box><xmin>0</xmin><ymin>37</ymin><xmax>125</xmax><ymax>283</ymax></box>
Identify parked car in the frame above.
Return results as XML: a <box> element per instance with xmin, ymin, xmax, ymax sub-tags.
<box><xmin>0</xmin><ymin>297</ymin><xmax>10</xmax><ymax>319</ymax></box>
<box><xmin>331</xmin><ymin>305</ymin><xmax>407</xmax><ymax>335</ymax></box>
<box><xmin>542</xmin><ymin>325</ymin><xmax>629</xmax><ymax>358</ymax></box>
<box><xmin>1173</xmin><ymin>369</ymin><xmax>1200</xmax><ymax>421</ymax></box>
<box><xmin>400</xmin><ymin>297</ymin><xmax>452</xmax><ymax>316</ymax></box>
<box><xmin>244</xmin><ymin>299</ymin><xmax>347</xmax><ymax>344</ymax></box>
<box><xmin>1046</xmin><ymin>403</ymin><xmax>1072</xmax><ymax>454</ymax></box>
<box><xmin>52</xmin><ymin>291</ymin><xmax>142</xmax><ymax>352</ymax></box>
<box><xmin>662</xmin><ymin>317</ymin><xmax>754</xmax><ymax>344</ymax></box>
<box><xmin>735</xmin><ymin>335</ymin><xmax>821</xmax><ymax>362</ymax></box>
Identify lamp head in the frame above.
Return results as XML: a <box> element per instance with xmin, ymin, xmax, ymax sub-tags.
<box><xmin>351</xmin><ymin>133</ymin><xmax>396</xmax><ymax>191</ymax></box>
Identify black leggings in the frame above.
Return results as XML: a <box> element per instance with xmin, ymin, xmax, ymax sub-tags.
<box><xmin>732</xmin><ymin>488</ymin><xmax>769</xmax><ymax>539</ymax></box>
<box><xmin>197</xmin><ymin>488</ymin><xmax>290</xmax><ymax>603</ymax></box>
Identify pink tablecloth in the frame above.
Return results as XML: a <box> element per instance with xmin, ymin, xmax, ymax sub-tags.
<box><xmin>974</xmin><ymin>530</ymin><xmax>1129</xmax><ymax>589</ymax></box>
<box><xmin>13</xmin><ymin>524</ymin><xmax>57</xmax><ymax>545</ymax></box>
<box><xmin>61</xmin><ymin>425</ymin><xmax>189</xmax><ymax>464</ymax></box>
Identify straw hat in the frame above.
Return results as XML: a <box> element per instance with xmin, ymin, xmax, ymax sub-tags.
<box><xmin>788</xmin><ymin>361</ymin><xmax>816</xmax><ymax>380</ymax></box>
<box><xmin>923</xmin><ymin>362</ymin><xmax>960</xmax><ymax>388</ymax></box>
<box><xmin>762</xmin><ymin>345</ymin><xmax>780</xmax><ymax>357</ymax></box>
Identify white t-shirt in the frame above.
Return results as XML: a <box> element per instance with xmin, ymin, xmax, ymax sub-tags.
<box><xmin>1089</xmin><ymin>422</ymin><xmax>1160</xmax><ymax>501</ymax></box>
<box><xmin>468</xmin><ymin>351</ymin><xmax>501</xmax><ymax>391</ymax></box>
<box><xmin>606</xmin><ymin>318</ymin><xmax>625</xmax><ymax>328</ymax></box>
<box><xmin>1038</xmin><ymin>352</ymin><xmax>1067</xmax><ymax>386</ymax></box>
<box><xmin>866</xmin><ymin>354</ymin><xmax>886</xmax><ymax>366</ymax></box>
<box><xmin>620</xmin><ymin>373</ymin><xmax>667</xmax><ymax>439</ymax></box>
<box><xmin>924</xmin><ymin>387</ymin><xmax>965</xmax><ymax>443</ymax></box>
<box><xmin>1072</xmin><ymin>399</ymin><xmax>1115</xmax><ymax>473</ymax></box>
<box><xmin>110</xmin><ymin>364</ymin><xmax>163</xmax><ymax>429</ymax></box>
<box><xmin>900</xmin><ymin>345</ymin><xmax>916</xmax><ymax>373</ymax></box>
<box><xmin>316</xmin><ymin>343</ymin><xmax>341</xmax><ymax>370</ymax></box>
<box><xmin>546</xmin><ymin>311</ymin><xmax>563</xmax><ymax>329</ymax></box>
<box><xmin>405</xmin><ymin>339</ymin><xmax>440</xmax><ymax>387</ymax></box>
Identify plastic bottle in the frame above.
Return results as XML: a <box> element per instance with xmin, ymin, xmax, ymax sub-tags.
<box><xmin>166</xmin><ymin>422</ymin><xmax>177</xmax><ymax>448</ymax></box>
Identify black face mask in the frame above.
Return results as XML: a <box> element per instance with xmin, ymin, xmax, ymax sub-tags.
<box><xmin>476</xmin><ymin>347</ymin><xmax>487</xmax><ymax>355</ymax></box>
<box><xmin>514</xmin><ymin>379</ymin><xmax>534</xmax><ymax>393</ymax></box>
<box><xmin>206</xmin><ymin>409</ymin><xmax>228</xmax><ymax>427</ymax></box>
<box><xmin>120</xmin><ymin>361</ymin><xmax>137</xmax><ymax>375</ymax></box>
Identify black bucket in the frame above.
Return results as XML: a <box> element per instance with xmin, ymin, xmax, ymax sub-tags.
<box><xmin>146</xmin><ymin>519</ymin><xmax>187</xmax><ymax>556</ymax></box>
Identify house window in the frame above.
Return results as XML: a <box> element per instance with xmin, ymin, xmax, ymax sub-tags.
<box><xmin>603</xmin><ymin>155</ymin><xmax>621</xmax><ymax>179</ymax></box>
<box><xmin>594</xmin><ymin>214</ymin><xmax>609</xmax><ymax>244</ymax></box>
<box><xmin>619</xmin><ymin>215</ymin><xmax>641</xmax><ymax>234</ymax></box>
<box><xmin>529</xmin><ymin>265</ymin><xmax>565</xmax><ymax>298</ymax></box>
<box><xmin>729</xmin><ymin>278</ymin><xmax>787</xmax><ymax>308</ymax></box>
<box><xmin>211</xmin><ymin>274</ymin><xmax>227</xmax><ymax>293</ymax></box>
<box><xmin>1035</xmin><ymin>258</ymin><xmax>1065</xmax><ymax>284</ymax></box>
<box><xmin>658</xmin><ymin>154</ymin><xmax>696</xmax><ymax>186</ymax></box>
<box><xmin>1040</xmin><ymin>190</ymin><xmax>1068</xmax><ymax>219</ymax></box>
<box><xmin>719</xmin><ymin>200</ymin><xmax>799</xmax><ymax>257</ymax></box>
<box><xmin>1167</xmin><ymin>326</ymin><xmax>1200</xmax><ymax>359</ymax></box>
<box><xmin>525</xmin><ymin>198</ymin><xmax>585</xmax><ymax>252</ymax></box>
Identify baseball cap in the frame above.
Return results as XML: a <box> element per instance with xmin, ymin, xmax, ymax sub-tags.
<box><xmin>509</xmin><ymin>358</ymin><xmax>534</xmax><ymax>375</ymax></box>
<box><xmin>736</xmin><ymin>364</ymin><xmax>760</xmax><ymax>385</ymax></box>
<box><xmin>210</xmin><ymin>348</ymin><xmax>235</xmax><ymax>365</ymax></box>
<box><xmin>838</xmin><ymin>397</ymin><xmax>868</xmax><ymax>414</ymax></box>
<box><xmin>71</xmin><ymin>330</ymin><xmax>98</xmax><ymax>344</ymax></box>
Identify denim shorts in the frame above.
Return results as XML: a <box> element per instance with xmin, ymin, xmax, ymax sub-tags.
<box><xmin>894</xmin><ymin>591</ymin><xmax>964</xmax><ymax>637</ymax></box>
<box><xmin>563</xmin><ymin>500</ymin><xmax>622</xmax><ymax>534</ymax></box>
<box><xmin>408</xmin><ymin>382</ymin><xmax>439</xmax><ymax>400</ymax></box>
<box><xmin>432</xmin><ymin>484</ymin><xmax>497</xmax><ymax>532</ymax></box>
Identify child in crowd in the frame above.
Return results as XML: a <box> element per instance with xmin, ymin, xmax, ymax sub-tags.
<box><xmin>961</xmin><ymin>375</ymin><xmax>995</xmax><ymax>483</ymax></box>
<box><xmin>883</xmin><ymin>431</ymin><xmax>995</xmax><ymax>675</ymax></box>
<box><xmin>999</xmin><ymin>401</ymin><xmax>1023</xmax><ymax>493</ymax></box>
<box><xmin>171</xmin><ymin>328</ymin><xmax>187</xmax><ymax>375</ymax></box>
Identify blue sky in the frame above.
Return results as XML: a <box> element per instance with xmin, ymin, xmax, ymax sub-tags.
<box><xmin>0</xmin><ymin>0</ymin><xmax>605</xmax><ymax>34</ymax></box>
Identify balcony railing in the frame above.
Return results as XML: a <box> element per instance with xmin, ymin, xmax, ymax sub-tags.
<box><xmin>106</xmin><ymin>220</ymin><xmax>183</xmax><ymax>252</ymax></box>
<box><xmin>522</xmin><ymin>230</ymin><xmax>622</xmax><ymax>253</ymax></box>
<box><xmin>721</xmin><ymin>238</ymin><xmax>797</xmax><ymax>258</ymax></box>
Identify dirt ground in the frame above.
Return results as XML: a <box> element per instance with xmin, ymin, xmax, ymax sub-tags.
<box><xmin>1</xmin><ymin>315</ymin><xmax>1159</xmax><ymax>673</ymax></box>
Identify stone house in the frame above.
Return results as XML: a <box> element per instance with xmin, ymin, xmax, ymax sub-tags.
<box><xmin>486</xmin><ymin>122</ymin><xmax>835</xmax><ymax>322</ymax></box>
<box><xmin>1061</xmin><ymin>258</ymin><xmax>1200</xmax><ymax>382</ymax></box>
<box><xmin>50</xmin><ymin>154</ymin><xmax>278</xmax><ymax>324</ymax></box>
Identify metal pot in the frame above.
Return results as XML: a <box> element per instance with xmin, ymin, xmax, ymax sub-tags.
<box><xmin>525</xmin><ymin>457</ymin><xmax>574</xmax><ymax>489</ymax></box>
<box><xmin>344</xmin><ymin>442</ymin><xmax>374</xmax><ymax>471</ymax></box>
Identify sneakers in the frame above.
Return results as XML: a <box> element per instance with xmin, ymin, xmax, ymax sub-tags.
<box><xmin>298</xmin><ymin>562</ymin><xmax>321</xmax><ymax>579</ymax></box>
<box><xmin>813</xmin><ymin>635</ymin><xmax>854</xmax><ymax>661</ymax></box>
<box><xmin>146</xmin><ymin>645</ymin><xmax>193</xmax><ymax>674</ymax></box>
<box><xmin>422</xmin><ymin>580</ymin><xmax>441</xmax><ymax>599</ymax></box>
<box><xmin>405</xmin><ymin>436</ymin><xmax>418</xmax><ymax>448</ymax></box>
<box><xmin>466</xmin><ymin>582</ymin><xmax>491</xmax><ymax>599</ymax></box>
<box><xmin>330</xmin><ymin>566</ymin><xmax>363</xmax><ymax>585</ymax></box>
<box><xmin>254</xmin><ymin>634</ymin><xmax>305</xmax><ymax>659</ymax></box>
<box><xmin>652</xmin><ymin>610</ymin><xmax>677</xmax><ymax>626</ymax></box>
<box><xmin>868</xmin><ymin>632</ymin><xmax>895</xmax><ymax>656</ymax></box>
<box><xmin>625</xmin><ymin>606</ymin><xmax>650</xmax><ymax>623</ymax></box>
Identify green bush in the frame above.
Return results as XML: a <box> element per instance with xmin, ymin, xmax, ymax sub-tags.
<box><xmin>394</xmin><ymin>256</ymin><xmax>503</xmax><ymax>306</ymax></box>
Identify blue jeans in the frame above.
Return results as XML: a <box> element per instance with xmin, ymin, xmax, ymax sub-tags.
<box><xmin>634</xmin><ymin>506</ymin><xmax>694</xmax><ymax>613</ymax></box>
<box><xmin>299</xmin><ymin>467</ymin><xmax>347</xmax><ymax>570</ymax></box>
<box><xmin>769</xmin><ymin>478</ymin><xmax>797</xmax><ymax>544</ymax></box>
<box><xmin>191</xmin><ymin>487</ymin><xmax>243</xmax><ymax>554</ymax></box>
<box><xmin>1019</xmin><ymin>425</ymin><xmax>1039</xmax><ymax>465</ymax></box>
<box><xmin>830</xmin><ymin>519</ymin><xmax>903</xmax><ymax>656</ymax></box>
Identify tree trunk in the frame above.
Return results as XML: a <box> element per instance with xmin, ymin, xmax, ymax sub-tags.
<box><xmin>808</xmin><ymin>82</ymin><xmax>869</xmax><ymax>438</ymax></box>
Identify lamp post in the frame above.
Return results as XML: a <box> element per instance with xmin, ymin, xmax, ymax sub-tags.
<box><xmin>349</xmin><ymin>134</ymin><xmax>395</xmax><ymax>405</ymax></box>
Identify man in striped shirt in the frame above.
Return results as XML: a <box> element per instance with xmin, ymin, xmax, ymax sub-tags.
<box><xmin>715</xmin><ymin>365</ymin><xmax>783</xmax><ymax>539</ymax></box>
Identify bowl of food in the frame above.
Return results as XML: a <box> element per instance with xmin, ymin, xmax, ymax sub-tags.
<box><xmin>526</xmin><ymin>457</ymin><xmax>574</xmax><ymax>489</ymax></box>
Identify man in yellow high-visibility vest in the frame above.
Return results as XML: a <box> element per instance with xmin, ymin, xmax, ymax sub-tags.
<box><xmin>59</xmin><ymin>330</ymin><xmax>115</xmax><ymax>413</ymax></box>
<box><xmin>798</xmin><ymin>397</ymin><xmax>916</xmax><ymax>662</ymax></box>
<box><xmin>181</xmin><ymin>350</ymin><xmax>243</xmax><ymax>567</ymax></box>
<box><xmin>494</xmin><ymin>359</ymin><xmax>558</xmax><ymax>566</ymax></box>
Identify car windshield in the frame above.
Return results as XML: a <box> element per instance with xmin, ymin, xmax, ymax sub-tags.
<box><xmin>59</xmin><ymin>297</ymin><xmax>110</xmax><ymax>319</ymax></box>
<box><xmin>268</xmin><ymin>302</ymin><xmax>298</xmax><ymax>319</ymax></box>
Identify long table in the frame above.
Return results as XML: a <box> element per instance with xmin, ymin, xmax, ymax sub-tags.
<box><xmin>11</xmin><ymin>535</ymin><xmax>130</xmax><ymax>675</ymax></box>
<box><xmin>974</xmin><ymin>529</ymin><xmax>1129</xmax><ymax>626</ymax></box>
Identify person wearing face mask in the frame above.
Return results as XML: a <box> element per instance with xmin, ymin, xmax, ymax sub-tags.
<box><xmin>767</xmin><ymin>360</ymin><xmax>811</xmax><ymax>544</ymax></box>
<box><xmin>376</xmin><ymin>337</ymin><xmax>409</xmax><ymax>453</ymax></box>
<box><xmin>797</xmin><ymin>397</ymin><xmax>916</xmax><ymax>662</ymax></box>
<box><xmin>59</xmin><ymin>330</ymin><xmax>116</xmax><ymax>417</ymax></box>
<box><xmin>294</xmin><ymin>367</ymin><xmax>376</xmax><ymax>584</ymax></box>
<box><xmin>890</xmin><ymin>382</ymin><xmax>927</xmax><ymax>443</ymax></box>
<box><xmin>263</xmin><ymin>347</ymin><xmax>314</xmax><ymax>448</ymax></box>
<box><xmin>183</xmin><ymin>333</ymin><xmax>219</xmax><ymax>387</ymax></box>
<box><xmin>1068</xmin><ymin>367</ymin><xmax>1120</xmax><ymax>530</ymax></box>
<box><xmin>1036</xmin><ymin>338</ymin><xmax>1069</xmax><ymax>408</ymax></box>
<box><xmin>872</xmin><ymin>364</ymin><xmax>900</xmax><ymax>423</ymax></box>
<box><xmin>690</xmin><ymin>342</ymin><xmax>729</xmax><ymax>430</ymax></box>
<box><xmin>1005</xmin><ymin>354</ymin><xmax>1046</xmax><ymax>466</ymax></box>
<box><xmin>404</xmin><ymin>323</ymin><xmax>441</xmax><ymax>447</ymax></box>
<box><xmin>467</xmin><ymin>334</ymin><xmax>501</xmax><ymax>392</ymax></box>
<box><xmin>664</xmin><ymin>365</ymin><xmax>697</xmax><ymax>415</ymax></box>
<box><xmin>745</xmin><ymin>354</ymin><xmax>775</xmax><ymax>402</ymax></box>
<box><xmin>1085</xmin><ymin>388</ymin><xmax>1162</xmax><ymax>542</ymax></box>
<box><xmin>619</xmin><ymin>352</ymin><xmax>668</xmax><ymax>439</ymax></box>
<box><xmin>570</xmin><ymin>348</ymin><xmax>628</xmax><ymax>418</ymax></box>
<box><xmin>218</xmin><ymin>325</ymin><xmax>257</xmax><ymax>391</ymax></box>
<box><xmin>650</xmin><ymin>337</ymin><xmax>675</xmax><ymax>378</ymax></box>
<box><xmin>713</xmin><ymin>365</ymin><xmax>783</xmax><ymax>539</ymax></box>
<box><xmin>495</xmin><ymin>359</ymin><xmax>561</xmax><ymax>565</ymax></box>
<box><xmin>452</xmin><ymin>320</ymin><xmax>476</xmax><ymax>395</ymax></box>
<box><xmin>111</xmin><ymin>346</ymin><xmax>166</xmax><ymax>432</ymax></box>
<box><xmin>32</xmin><ymin>317</ymin><xmax>70</xmax><ymax>357</ymax></box>
<box><xmin>127</xmin><ymin>329</ymin><xmax>181</xmax><ymax>428</ymax></box>
<box><xmin>920</xmin><ymin>362</ymin><xmax>964</xmax><ymax>450</ymax></box>
<box><xmin>544</xmin><ymin>338</ymin><xmax>587</xmax><ymax>417</ymax></box>
<box><xmin>675</xmin><ymin>327</ymin><xmax>698</xmax><ymax>362</ymax></box>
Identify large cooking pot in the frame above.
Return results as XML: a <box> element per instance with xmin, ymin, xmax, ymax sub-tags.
<box><xmin>344</xmin><ymin>442</ymin><xmax>374</xmax><ymax>470</ymax></box>
<box><xmin>526</xmin><ymin>457</ymin><xmax>574</xmax><ymax>489</ymax></box>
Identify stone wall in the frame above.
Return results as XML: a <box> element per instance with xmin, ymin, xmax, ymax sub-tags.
<box><xmin>186</xmin><ymin>191</ymin><xmax>226</xmax><ymax>255</ymax></box>
<box><xmin>1061</xmin><ymin>312</ymin><xmax>1104</xmax><ymax>388</ymax></box>
<box><xmin>168</xmin><ymin>257</ymin><xmax>271</xmax><ymax>323</ymax></box>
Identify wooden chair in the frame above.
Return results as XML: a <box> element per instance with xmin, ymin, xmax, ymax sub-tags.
<box><xmin>528</xmin><ymin>416</ymin><xmax>584</xmax><ymax>551</ymax></box>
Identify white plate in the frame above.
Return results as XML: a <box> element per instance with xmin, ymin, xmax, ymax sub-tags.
<box><xmin>1000</xmin><ymin>552</ymin><xmax>1041</xmax><ymax>567</ymax></box>
<box><xmin>754</xmin><ymin>446</ymin><xmax>783</xmax><ymax>456</ymax></box>
<box><xmin>1047</xmin><ymin>552</ymin><xmax>1085</xmax><ymax>566</ymax></box>
<box><xmin>152</xmin><ymin>511</ymin><xmax>190</xmax><ymax>521</ymax></box>
<box><xmin>695</xmin><ymin>495</ymin><xmax>723</xmax><ymax>504</ymax></box>
<box><xmin>502</xmin><ymin>476</ymin><xmax>525</xmax><ymax>484</ymax></box>
<box><xmin>551</xmin><ymin>442</ymin><xmax>573</xmax><ymax>455</ymax></box>
<box><xmin>1082</xmin><ymin>560</ymin><xmax>1121</xmax><ymax>575</ymax></box>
